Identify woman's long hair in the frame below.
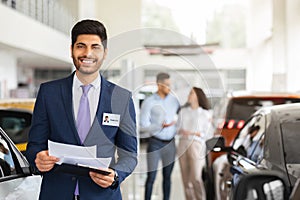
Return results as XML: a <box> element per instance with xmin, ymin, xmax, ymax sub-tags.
<box><xmin>193</xmin><ymin>87</ymin><xmax>211</xmax><ymax>110</ymax></box>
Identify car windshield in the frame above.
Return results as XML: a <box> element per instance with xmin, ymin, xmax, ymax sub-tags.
<box><xmin>0</xmin><ymin>111</ymin><xmax>31</xmax><ymax>144</ymax></box>
<box><xmin>231</xmin><ymin>113</ymin><xmax>267</xmax><ymax>163</ymax></box>
<box><xmin>281</xmin><ymin>121</ymin><xmax>300</xmax><ymax>164</ymax></box>
<box><xmin>227</xmin><ymin>98</ymin><xmax>300</xmax><ymax>121</ymax></box>
<box><xmin>233</xmin><ymin>114</ymin><xmax>265</xmax><ymax>150</ymax></box>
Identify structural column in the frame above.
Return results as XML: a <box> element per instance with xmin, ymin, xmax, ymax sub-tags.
<box><xmin>285</xmin><ymin>0</ymin><xmax>300</xmax><ymax>92</ymax></box>
<box><xmin>272</xmin><ymin>0</ymin><xmax>287</xmax><ymax>91</ymax></box>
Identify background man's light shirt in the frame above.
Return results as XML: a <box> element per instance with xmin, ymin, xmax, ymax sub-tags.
<box><xmin>140</xmin><ymin>93</ymin><xmax>179</xmax><ymax>140</ymax></box>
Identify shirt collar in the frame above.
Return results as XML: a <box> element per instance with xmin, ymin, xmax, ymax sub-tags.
<box><xmin>154</xmin><ymin>92</ymin><xmax>169</xmax><ymax>100</ymax></box>
<box><xmin>74</xmin><ymin>73</ymin><xmax>101</xmax><ymax>90</ymax></box>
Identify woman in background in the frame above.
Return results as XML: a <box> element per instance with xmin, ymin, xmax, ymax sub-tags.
<box><xmin>177</xmin><ymin>87</ymin><xmax>211</xmax><ymax>200</ymax></box>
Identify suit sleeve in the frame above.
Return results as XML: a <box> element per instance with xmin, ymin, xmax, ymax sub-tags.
<box><xmin>25</xmin><ymin>84</ymin><xmax>50</xmax><ymax>169</ymax></box>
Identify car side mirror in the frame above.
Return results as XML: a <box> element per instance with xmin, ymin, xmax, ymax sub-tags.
<box><xmin>232</xmin><ymin>171</ymin><xmax>289</xmax><ymax>200</ymax></box>
<box><xmin>206</xmin><ymin>136</ymin><xmax>230</xmax><ymax>152</ymax></box>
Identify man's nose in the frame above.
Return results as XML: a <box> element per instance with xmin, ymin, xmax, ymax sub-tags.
<box><xmin>84</xmin><ymin>47</ymin><xmax>93</xmax><ymax>56</ymax></box>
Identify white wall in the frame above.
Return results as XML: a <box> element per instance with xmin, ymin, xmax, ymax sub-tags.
<box><xmin>0</xmin><ymin>4</ymin><xmax>71</xmax><ymax>64</ymax></box>
<box><xmin>246</xmin><ymin>0</ymin><xmax>273</xmax><ymax>91</ymax></box>
<box><xmin>78</xmin><ymin>0</ymin><xmax>96</xmax><ymax>19</ymax></box>
<box><xmin>246</xmin><ymin>0</ymin><xmax>300</xmax><ymax>93</ymax></box>
<box><xmin>0</xmin><ymin>51</ymin><xmax>17</xmax><ymax>98</ymax></box>
<box><xmin>94</xmin><ymin>0</ymin><xmax>142</xmax><ymax>37</ymax></box>
<box><xmin>271</xmin><ymin>0</ymin><xmax>287</xmax><ymax>91</ymax></box>
<box><xmin>286</xmin><ymin>0</ymin><xmax>300</xmax><ymax>92</ymax></box>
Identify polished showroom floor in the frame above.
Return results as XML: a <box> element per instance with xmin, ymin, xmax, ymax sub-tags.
<box><xmin>121</xmin><ymin>142</ymin><xmax>185</xmax><ymax>200</ymax></box>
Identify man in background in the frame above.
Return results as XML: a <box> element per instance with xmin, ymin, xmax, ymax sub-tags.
<box><xmin>140</xmin><ymin>72</ymin><xmax>180</xmax><ymax>200</ymax></box>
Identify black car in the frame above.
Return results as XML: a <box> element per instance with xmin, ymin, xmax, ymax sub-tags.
<box><xmin>205</xmin><ymin>92</ymin><xmax>300</xmax><ymax>200</ymax></box>
<box><xmin>207</xmin><ymin>103</ymin><xmax>300</xmax><ymax>199</ymax></box>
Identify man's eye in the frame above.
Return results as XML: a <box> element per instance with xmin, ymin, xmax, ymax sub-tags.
<box><xmin>76</xmin><ymin>45</ymin><xmax>85</xmax><ymax>48</ymax></box>
<box><xmin>93</xmin><ymin>46</ymin><xmax>102</xmax><ymax>50</ymax></box>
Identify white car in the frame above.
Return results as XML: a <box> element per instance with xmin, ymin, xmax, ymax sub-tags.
<box><xmin>0</xmin><ymin>127</ymin><xmax>41</xmax><ymax>199</ymax></box>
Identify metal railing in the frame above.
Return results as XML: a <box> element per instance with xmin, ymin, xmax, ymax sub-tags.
<box><xmin>1</xmin><ymin>0</ymin><xmax>76</xmax><ymax>35</ymax></box>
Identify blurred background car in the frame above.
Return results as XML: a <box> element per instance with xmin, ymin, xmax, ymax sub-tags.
<box><xmin>0</xmin><ymin>126</ymin><xmax>41</xmax><ymax>199</ymax></box>
<box><xmin>205</xmin><ymin>91</ymin><xmax>300</xmax><ymax>200</ymax></box>
<box><xmin>211</xmin><ymin>91</ymin><xmax>300</xmax><ymax>160</ymax></box>
<box><xmin>0</xmin><ymin>99</ymin><xmax>35</xmax><ymax>153</ymax></box>
<box><xmin>207</xmin><ymin>103</ymin><xmax>300</xmax><ymax>199</ymax></box>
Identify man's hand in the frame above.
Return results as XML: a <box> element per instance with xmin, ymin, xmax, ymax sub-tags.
<box><xmin>162</xmin><ymin>120</ymin><xmax>176</xmax><ymax>128</ymax></box>
<box><xmin>89</xmin><ymin>168</ymin><xmax>115</xmax><ymax>188</ymax></box>
<box><xmin>35</xmin><ymin>150</ymin><xmax>59</xmax><ymax>172</ymax></box>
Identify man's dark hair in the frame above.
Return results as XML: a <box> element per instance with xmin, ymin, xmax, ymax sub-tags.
<box><xmin>156</xmin><ymin>72</ymin><xmax>170</xmax><ymax>83</ymax></box>
<box><xmin>71</xmin><ymin>19</ymin><xmax>107</xmax><ymax>48</ymax></box>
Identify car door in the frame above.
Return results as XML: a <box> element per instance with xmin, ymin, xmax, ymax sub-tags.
<box><xmin>0</xmin><ymin>127</ymin><xmax>41</xmax><ymax>199</ymax></box>
<box><xmin>281</xmin><ymin>120</ymin><xmax>300</xmax><ymax>187</ymax></box>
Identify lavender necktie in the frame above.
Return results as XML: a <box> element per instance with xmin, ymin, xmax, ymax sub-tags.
<box><xmin>77</xmin><ymin>84</ymin><xmax>92</xmax><ymax>143</ymax></box>
<box><xmin>75</xmin><ymin>84</ymin><xmax>92</xmax><ymax>196</ymax></box>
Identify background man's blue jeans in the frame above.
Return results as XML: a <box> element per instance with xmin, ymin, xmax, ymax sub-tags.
<box><xmin>145</xmin><ymin>138</ymin><xmax>176</xmax><ymax>200</ymax></box>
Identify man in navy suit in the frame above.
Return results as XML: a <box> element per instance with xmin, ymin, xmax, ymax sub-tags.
<box><xmin>26</xmin><ymin>19</ymin><xmax>138</xmax><ymax>200</ymax></box>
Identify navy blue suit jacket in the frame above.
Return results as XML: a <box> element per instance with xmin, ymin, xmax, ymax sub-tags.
<box><xmin>26</xmin><ymin>72</ymin><xmax>137</xmax><ymax>200</ymax></box>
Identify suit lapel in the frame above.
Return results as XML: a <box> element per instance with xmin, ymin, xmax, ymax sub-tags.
<box><xmin>61</xmin><ymin>72</ymin><xmax>81</xmax><ymax>143</ymax></box>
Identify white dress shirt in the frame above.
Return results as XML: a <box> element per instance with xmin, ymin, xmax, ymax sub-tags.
<box><xmin>72</xmin><ymin>74</ymin><xmax>101</xmax><ymax>126</ymax></box>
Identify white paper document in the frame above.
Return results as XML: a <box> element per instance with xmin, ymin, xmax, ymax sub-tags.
<box><xmin>48</xmin><ymin>140</ymin><xmax>111</xmax><ymax>169</ymax></box>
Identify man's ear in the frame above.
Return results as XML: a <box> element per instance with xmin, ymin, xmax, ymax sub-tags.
<box><xmin>103</xmin><ymin>48</ymin><xmax>108</xmax><ymax>59</ymax></box>
<box><xmin>70</xmin><ymin>45</ymin><xmax>73</xmax><ymax>58</ymax></box>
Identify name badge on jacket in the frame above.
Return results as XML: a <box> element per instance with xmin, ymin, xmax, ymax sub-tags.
<box><xmin>102</xmin><ymin>113</ymin><xmax>120</xmax><ymax>127</ymax></box>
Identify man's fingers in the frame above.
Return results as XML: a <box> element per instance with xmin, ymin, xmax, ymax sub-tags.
<box><xmin>37</xmin><ymin>155</ymin><xmax>59</xmax><ymax>162</ymax></box>
<box><xmin>35</xmin><ymin>150</ymin><xmax>59</xmax><ymax>172</ymax></box>
<box><xmin>89</xmin><ymin>169</ymin><xmax>114</xmax><ymax>188</ymax></box>
<box><xmin>35</xmin><ymin>158</ymin><xmax>57</xmax><ymax>165</ymax></box>
<box><xmin>36</xmin><ymin>150</ymin><xmax>59</xmax><ymax>162</ymax></box>
<box><xmin>89</xmin><ymin>173</ymin><xmax>111</xmax><ymax>188</ymax></box>
<box><xmin>36</xmin><ymin>163</ymin><xmax>55</xmax><ymax>172</ymax></box>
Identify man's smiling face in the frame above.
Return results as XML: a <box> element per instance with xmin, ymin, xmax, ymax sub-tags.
<box><xmin>71</xmin><ymin>34</ymin><xmax>107</xmax><ymax>76</ymax></box>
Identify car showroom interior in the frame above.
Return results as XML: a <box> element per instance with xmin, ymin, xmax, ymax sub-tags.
<box><xmin>0</xmin><ymin>0</ymin><xmax>300</xmax><ymax>200</ymax></box>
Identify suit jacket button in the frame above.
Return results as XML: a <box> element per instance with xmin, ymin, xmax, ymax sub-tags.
<box><xmin>72</xmin><ymin>177</ymin><xmax>76</xmax><ymax>181</ymax></box>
